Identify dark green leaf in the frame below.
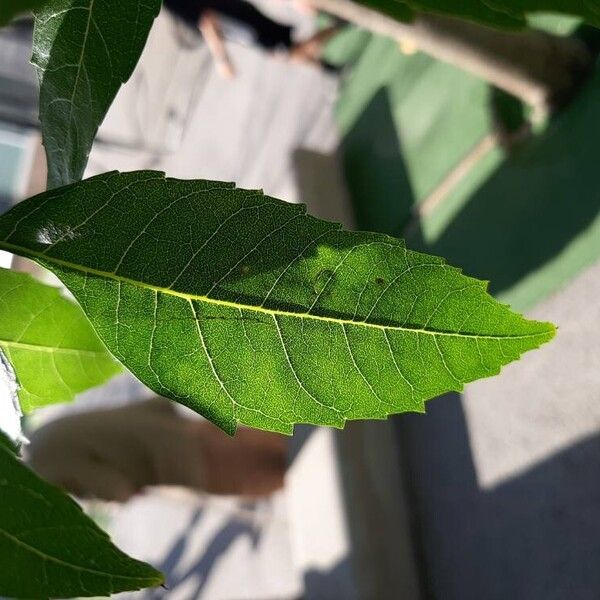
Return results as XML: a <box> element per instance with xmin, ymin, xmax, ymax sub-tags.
<box><xmin>1</xmin><ymin>346</ymin><xmax>24</xmax><ymax>444</ymax></box>
<box><xmin>355</xmin><ymin>0</ymin><xmax>600</xmax><ymax>28</ymax></box>
<box><xmin>0</xmin><ymin>171</ymin><xmax>555</xmax><ymax>434</ymax></box>
<box><xmin>0</xmin><ymin>430</ymin><xmax>163</xmax><ymax>598</ymax></box>
<box><xmin>0</xmin><ymin>429</ymin><xmax>18</xmax><ymax>453</ymax></box>
<box><xmin>32</xmin><ymin>0</ymin><xmax>161</xmax><ymax>188</ymax></box>
<box><xmin>0</xmin><ymin>267</ymin><xmax>122</xmax><ymax>413</ymax></box>
<box><xmin>353</xmin><ymin>0</ymin><xmax>414</xmax><ymax>23</ymax></box>
<box><xmin>0</xmin><ymin>0</ymin><xmax>48</xmax><ymax>25</ymax></box>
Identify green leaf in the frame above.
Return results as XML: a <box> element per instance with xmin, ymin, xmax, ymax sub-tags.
<box><xmin>355</xmin><ymin>0</ymin><xmax>600</xmax><ymax>29</ymax></box>
<box><xmin>32</xmin><ymin>0</ymin><xmax>161</xmax><ymax>188</ymax></box>
<box><xmin>0</xmin><ymin>430</ymin><xmax>163</xmax><ymax>598</ymax></box>
<box><xmin>0</xmin><ymin>171</ymin><xmax>555</xmax><ymax>434</ymax></box>
<box><xmin>353</xmin><ymin>0</ymin><xmax>415</xmax><ymax>23</ymax></box>
<box><xmin>1</xmin><ymin>346</ymin><xmax>24</xmax><ymax>444</ymax></box>
<box><xmin>0</xmin><ymin>267</ymin><xmax>122</xmax><ymax>413</ymax></box>
<box><xmin>0</xmin><ymin>0</ymin><xmax>48</xmax><ymax>25</ymax></box>
<box><xmin>0</xmin><ymin>429</ymin><xmax>18</xmax><ymax>453</ymax></box>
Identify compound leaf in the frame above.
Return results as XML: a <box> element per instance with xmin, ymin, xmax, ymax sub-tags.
<box><xmin>0</xmin><ymin>430</ymin><xmax>163</xmax><ymax>598</ymax></box>
<box><xmin>0</xmin><ymin>267</ymin><xmax>122</xmax><ymax>413</ymax></box>
<box><xmin>0</xmin><ymin>171</ymin><xmax>555</xmax><ymax>434</ymax></box>
<box><xmin>32</xmin><ymin>0</ymin><xmax>161</xmax><ymax>188</ymax></box>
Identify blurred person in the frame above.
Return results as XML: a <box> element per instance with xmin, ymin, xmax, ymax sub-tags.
<box><xmin>26</xmin><ymin>397</ymin><xmax>287</xmax><ymax>502</ymax></box>
<box><xmin>164</xmin><ymin>0</ymin><xmax>340</xmax><ymax>78</ymax></box>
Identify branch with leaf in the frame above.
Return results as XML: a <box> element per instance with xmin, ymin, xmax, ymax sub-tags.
<box><xmin>2</xmin><ymin>0</ymin><xmax>594</xmax><ymax>596</ymax></box>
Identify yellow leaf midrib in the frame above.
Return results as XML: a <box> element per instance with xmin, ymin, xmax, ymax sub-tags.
<box><xmin>0</xmin><ymin>340</ymin><xmax>108</xmax><ymax>356</ymax></box>
<box><xmin>0</xmin><ymin>448</ymin><xmax>161</xmax><ymax>586</ymax></box>
<box><xmin>0</xmin><ymin>240</ymin><xmax>554</xmax><ymax>342</ymax></box>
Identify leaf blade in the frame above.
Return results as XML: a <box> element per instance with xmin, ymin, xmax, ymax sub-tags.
<box><xmin>0</xmin><ymin>267</ymin><xmax>122</xmax><ymax>412</ymax></box>
<box><xmin>32</xmin><ymin>0</ymin><xmax>161</xmax><ymax>188</ymax></box>
<box><xmin>355</xmin><ymin>0</ymin><xmax>600</xmax><ymax>29</ymax></box>
<box><xmin>0</xmin><ymin>430</ymin><xmax>163</xmax><ymax>598</ymax></box>
<box><xmin>0</xmin><ymin>171</ymin><xmax>555</xmax><ymax>433</ymax></box>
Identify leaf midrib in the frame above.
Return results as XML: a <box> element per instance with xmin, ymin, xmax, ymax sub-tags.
<box><xmin>0</xmin><ymin>240</ymin><xmax>553</xmax><ymax>341</ymax></box>
<box><xmin>0</xmin><ymin>443</ymin><xmax>160</xmax><ymax>585</ymax></box>
<box><xmin>0</xmin><ymin>526</ymin><xmax>158</xmax><ymax>585</ymax></box>
<box><xmin>0</xmin><ymin>340</ymin><xmax>109</xmax><ymax>356</ymax></box>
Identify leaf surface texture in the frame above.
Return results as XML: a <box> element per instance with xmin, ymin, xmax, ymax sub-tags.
<box><xmin>0</xmin><ymin>431</ymin><xmax>163</xmax><ymax>598</ymax></box>
<box><xmin>0</xmin><ymin>172</ymin><xmax>555</xmax><ymax>433</ymax></box>
<box><xmin>32</xmin><ymin>0</ymin><xmax>161</xmax><ymax>187</ymax></box>
<box><xmin>0</xmin><ymin>268</ymin><xmax>121</xmax><ymax>412</ymax></box>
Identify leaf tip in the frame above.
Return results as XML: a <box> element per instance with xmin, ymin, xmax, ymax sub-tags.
<box><xmin>541</xmin><ymin>320</ymin><xmax>558</xmax><ymax>343</ymax></box>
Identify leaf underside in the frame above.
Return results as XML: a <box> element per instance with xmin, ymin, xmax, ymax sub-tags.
<box><xmin>0</xmin><ymin>268</ymin><xmax>121</xmax><ymax>413</ymax></box>
<box><xmin>0</xmin><ymin>431</ymin><xmax>163</xmax><ymax>598</ymax></box>
<box><xmin>32</xmin><ymin>0</ymin><xmax>161</xmax><ymax>188</ymax></box>
<box><xmin>0</xmin><ymin>171</ymin><xmax>555</xmax><ymax>434</ymax></box>
<box><xmin>358</xmin><ymin>0</ymin><xmax>600</xmax><ymax>28</ymax></box>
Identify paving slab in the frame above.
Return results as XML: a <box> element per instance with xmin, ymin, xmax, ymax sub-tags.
<box><xmin>398</xmin><ymin>258</ymin><xmax>600</xmax><ymax>600</ymax></box>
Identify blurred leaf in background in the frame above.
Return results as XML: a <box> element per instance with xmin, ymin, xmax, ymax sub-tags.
<box><xmin>0</xmin><ymin>267</ymin><xmax>122</xmax><ymax>413</ymax></box>
<box><xmin>354</xmin><ymin>0</ymin><xmax>600</xmax><ymax>28</ymax></box>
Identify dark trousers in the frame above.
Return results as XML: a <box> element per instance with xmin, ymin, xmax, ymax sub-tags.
<box><xmin>165</xmin><ymin>0</ymin><xmax>294</xmax><ymax>50</ymax></box>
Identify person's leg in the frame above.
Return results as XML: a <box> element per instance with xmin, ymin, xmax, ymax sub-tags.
<box><xmin>216</xmin><ymin>0</ymin><xmax>342</xmax><ymax>63</ymax></box>
<box><xmin>204</xmin><ymin>0</ymin><xmax>294</xmax><ymax>51</ymax></box>
<box><xmin>199</xmin><ymin>9</ymin><xmax>236</xmax><ymax>79</ymax></box>
<box><xmin>166</xmin><ymin>0</ymin><xmax>341</xmax><ymax>68</ymax></box>
<box><xmin>289</xmin><ymin>25</ymin><xmax>340</xmax><ymax>64</ymax></box>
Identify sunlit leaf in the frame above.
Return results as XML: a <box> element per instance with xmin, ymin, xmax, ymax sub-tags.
<box><xmin>0</xmin><ymin>267</ymin><xmax>122</xmax><ymax>413</ymax></box>
<box><xmin>0</xmin><ymin>171</ymin><xmax>555</xmax><ymax>434</ymax></box>
<box><xmin>32</xmin><ymin>0</ymin><xmax>161</xmax><ymax>188</ymax></box>
<box><xmin>0</xmin><ymin>430</ymin><xmax>163</xmax><ymax>598</ymax></box>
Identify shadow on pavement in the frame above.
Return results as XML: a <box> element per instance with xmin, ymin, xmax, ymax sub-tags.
<box><xmin>338</xmin><ymin>73</ymin><xmax>600</xmax><ymax>600</ymax></box>
<box><xmin>141</xmin><ymin>507</ymin><xmax>260</xmax><ymax>599</ymax></box>
<box><xmin>396</xmin><ymin>397</ymin><xmax>600</xmax><ymax>600</ymax></box>
<box><xmin>341</xmin><ymin>72</ymin><xmax>600</xmax><ymax>309</ymax></box>
<box><xmin>410</xmin><ymin>68</ymin><xmax>600</xmax><ymax>302</ymax></box>
<box><xmin>341</xmin><ymin>88</ymin><xmax>417</xmax><ymax>235</ymax></box>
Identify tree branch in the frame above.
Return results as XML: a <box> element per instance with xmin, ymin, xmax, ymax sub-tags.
<box><xmin>314</xmin><ymin>0</ymin><xmax>593</xmax><ymax>112</ymax></box>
